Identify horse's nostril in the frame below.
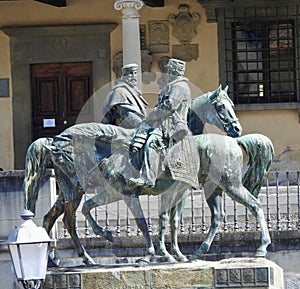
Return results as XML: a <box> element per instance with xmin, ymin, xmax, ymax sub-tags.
<box><xmin>234</xmin><ymin>125</ymin><xmax>241</xmax><ymax>132</ymax></box>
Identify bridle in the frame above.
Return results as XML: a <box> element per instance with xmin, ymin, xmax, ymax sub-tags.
<box><xmin>209</xmin><ymin>90</ymin><xmax>239</xmax><ymax>132</ymax></box>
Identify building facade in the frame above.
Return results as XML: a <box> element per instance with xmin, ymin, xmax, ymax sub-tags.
<box><xmin>0</xmin><ymin>0</ymin><xmax>299</xmax><ymax>169</ymax></box>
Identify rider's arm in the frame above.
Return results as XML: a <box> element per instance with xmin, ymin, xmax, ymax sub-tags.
<box><xmin>102</xmin><ymin>86</ymin><xmax>145</xmax><ymax>128</ymax></box>
<box><xmin>161</xmin><ymin>83</ymin><xmax>188</xmax><ymax>112</ymax></box>
<box><xmin>113</xmin><ymin>104</ymin><xmax>145</xmax><ymax>128</ymax></box>
<box><xmin>144</xmin><ymin>83</ymin><xmax>185</xmax><ymax>125</ymax></box>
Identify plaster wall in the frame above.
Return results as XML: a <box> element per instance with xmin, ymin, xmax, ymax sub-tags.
<box><xmin>237</xmin><ymin>110</ymin><xmax>300</xmax><ymax>155</ymax></box>
<box><xmin>0</xmin><ymin>0</ymin><xmax>299</xmax><ymax>169</ymax></box>
<box><xmin>0</xmin><ymin>31</ymin><xmax>13</xmax><ymax>170</ymax></box>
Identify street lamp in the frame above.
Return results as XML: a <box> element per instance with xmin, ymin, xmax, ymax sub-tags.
<box><xmin>1</xmin><ymin>210</ymin><xmax>52</xmax><ymax>289</ymax></box>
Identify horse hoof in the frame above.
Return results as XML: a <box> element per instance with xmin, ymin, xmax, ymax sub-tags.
<box><xmin>135</xmin><ymin>258</ymin><xmax>151</xmax><ymax>267</ymax></box>
<box><xmin>48</xmin><ymin>255</ymin><xmax>60</xmax><ymax>267</ymax></box>
<box><xmin>199</xmin><ymin>243</ymin><xmax>209</xmax><ymax>253</ymax></box>
<box><xmin>255</xmin><ymin>250</ymin><xmax>267</xmax><ymax>258</ymax></box>
<box><xmin>104</xmin><ymin>230</ymin><xmax>114</xmax><ymax>242</ymax></box>
<box><xmin>160</xmin><ymin>255</ymin><xmax>177</xmax><ymax>264</ymax></box>
<box><xmin>83</xmin><ymin>256</ymin><xmax>96</xmax><ymax>265</ymax></box>
<box><xmin>188</xmin><ymin>254</ymin><xmax>198</xmax><ymax>261</ymax></box>
<box><xmin>188</xmin><ymin>243</ymin><xmax>209</xmax><ymax>262</ymax></box>
<box><xmin>174</xmin><ymin>254</ymin><xmax>188</xmax><ymax>263</ymax></box>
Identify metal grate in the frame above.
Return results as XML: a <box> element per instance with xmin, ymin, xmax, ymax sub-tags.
<box><xmin>221</xmin><ymin>5</ymin><xmax>300</xmax><ymax>105</ymax></box>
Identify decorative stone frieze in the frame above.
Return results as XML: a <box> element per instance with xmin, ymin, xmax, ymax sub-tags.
<box><xmin>168</xmin><ymin>4</ymin><xmax>200</xmax><ymax>45</ymax></box>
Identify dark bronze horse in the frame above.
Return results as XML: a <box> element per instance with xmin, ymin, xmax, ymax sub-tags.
<box><xmin>23</xmin><ymin>86</ymin><xmax>273</xmax><ymax>265</ymax></box>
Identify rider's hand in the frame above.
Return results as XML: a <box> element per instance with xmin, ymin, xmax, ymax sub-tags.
<box><xmin>130</xmin><ymin>128</ymin><xmax>149</xmax><ymax>153</ymax></box>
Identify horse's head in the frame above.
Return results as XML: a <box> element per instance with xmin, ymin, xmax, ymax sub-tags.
<box><xmin>209</xmin><ymin>85</ymin><xmax>242</xmax><ymax>137</ymax></box>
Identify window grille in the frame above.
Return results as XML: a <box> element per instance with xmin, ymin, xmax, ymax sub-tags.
<box><xmin>220</xmin><ymin>5</ymin><xmax>300</xmax><ymax>105</ymax></box>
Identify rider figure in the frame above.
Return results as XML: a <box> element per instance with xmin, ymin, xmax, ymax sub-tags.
<box><xmin>100</xmin><ymin>63</ymin><xmax>148</xmax><ymax>129</ymax></box>
<box><xmin>129</xmin><ymin>58</ymin><xmax>192</xmax><ymax>188</ymax></box>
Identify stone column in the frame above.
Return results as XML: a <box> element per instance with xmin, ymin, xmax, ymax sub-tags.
<box><xmin>114</xmin><ymin>0</ymin><xmax>144</xmax><ymax>89</ymax></box>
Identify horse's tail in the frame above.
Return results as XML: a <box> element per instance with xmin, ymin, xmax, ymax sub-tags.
<box><xmin>24</xmin><ymin>137</ymin><xmax>53</xmax><ymax>213</ymax></box>
<box><xmin>237</xmin><ymin>134</ymin><xmax>274</xmax><ymax>198</ymax></box>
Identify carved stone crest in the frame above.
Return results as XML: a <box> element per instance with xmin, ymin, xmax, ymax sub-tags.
<box><xmin>168</xmin><ymin>4</ymin><xmax>200</xmax><ymax>45</ymax></box>
<box><xmin>148</xmin><ymin>20</ymin><xmax>169</xmax><ymax>53</ymax></box>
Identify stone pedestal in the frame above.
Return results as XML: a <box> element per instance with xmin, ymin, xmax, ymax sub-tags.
<box><xmin>42</xmin><ymin>258</ymin><xmax>284</xmax><ymax>289</ymax></box>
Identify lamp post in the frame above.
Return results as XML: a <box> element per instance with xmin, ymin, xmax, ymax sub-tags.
<box><xmin>1</xmin><ymin>210</ymin><xmax>52</xmax><ymax>289</ymax></box>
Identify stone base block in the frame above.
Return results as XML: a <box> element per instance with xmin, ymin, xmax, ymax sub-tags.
<box><xmin>42</xmin><ymin>258</ymin><xmax>284</xmax><ymax>289</ymax></box>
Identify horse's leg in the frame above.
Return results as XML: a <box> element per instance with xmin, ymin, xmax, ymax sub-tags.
<box><xmin>158</xmin><ymin>185</ymin><xmax>189</xmax><ymax>263</ymax></box>
<box><xmin>157</xmin><ymin>193</ymin><xmax>177</xmax><ymax>263</ymax></box>
<box><xmin>122</xmin><ymin>192</ymin><xmax>155</xmax><ymax>265</ymax></box>
<box><xmin>41</xmin><ymin>191</ymin><xmax>65</xmax><ymax>267</ymax></box>
<box><xmin>170</xmin><ymin>199</ymin><xmax>188</xmax><ymax>262</ymax></box>
<box><xmin>43</xmin><ymin>191</ymin><xmax>65</xmax><ymax>234</ymax></box>
<box><xmin>227</xmin><ymin>185</ymin><xmax>271</xmax><ymax>257</ymax></box>
<box><xmin>63</xmin><ymin>188</ymin><xmax>96</xmax><ymax>265</ymax></box>
<box><xmin>58</xmin><ymin>172</ymin><xmax>96</xmax><ymax>265</ymax></box>
<box><xmin>201</xmin><ymin>188</ymin><xmax>224</xmax><ymax>253</ymax></box>
<box><xmin>158</xmin><ymin>209</ymin><xmax>177</xmax><ymax>263</ymax></box>
<box><xmin>82</xmin><ymin>187</ymin><xmax>119</xmax><ymax>242</ymax></box>
<box><xmin>190</xmin><ymin>186</ymin><xmax>224</xmax><ymax>260</ymax></box>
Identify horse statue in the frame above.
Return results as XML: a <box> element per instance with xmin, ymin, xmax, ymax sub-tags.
<box><xmin>23</xmin><ymin>86</ymin><xmax>273</xmax><ymax>265</ymax></box>
<box><xmin>82</xmin><ymin>84</ymin><xmax>243</xmax><ymax>264</ymax></box>
<box><xmin>158</xmin><ymin>133</ymin><xmax>274</xmax><ymax>263</ymax></box>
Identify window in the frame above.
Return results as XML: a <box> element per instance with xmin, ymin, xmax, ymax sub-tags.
<box><xmin>218</xmin><ymin>5</ymin><xmax>300</xmax><ymax>107</ymax></box>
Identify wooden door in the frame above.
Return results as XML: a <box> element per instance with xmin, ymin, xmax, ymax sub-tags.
<box><xmin>31</xmin><ymin>62</ymin><xmax>93</xmax><ymax>140</ymax></box>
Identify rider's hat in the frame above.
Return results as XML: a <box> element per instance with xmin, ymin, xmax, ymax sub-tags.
<box><xmin>166</xmin><ymin>58</ymin><xmax>186</xmax><ymax>73</ymax></box>
<box><xmin>122</xmin><ymin>63</ymin><xmax>138</xmax><ymax>75</ymax></box>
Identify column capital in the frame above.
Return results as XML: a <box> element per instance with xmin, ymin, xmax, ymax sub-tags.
<box><xmin>114</xmin><ymin>0</ymin><xmax>144</xmax><ymax>17</ymax></box>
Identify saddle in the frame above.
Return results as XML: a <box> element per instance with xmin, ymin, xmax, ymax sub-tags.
<box><xmin>98</xmin><ymin>133</ymin><xmax>199</xmax><ymax>191</ymax></box>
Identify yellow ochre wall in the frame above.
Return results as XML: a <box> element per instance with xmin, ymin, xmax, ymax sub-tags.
<box><xmin>0</xmin><ymin>31</ymin><xmax>13</xmax><ymax>169</ymax></box>
<box><xmin>238</xmin><ymin>110</ymin><xmax>300</xmax><ymax>155</ymax></box>
<box><xmin>0</xmin><ymin>0</ymin><xmax>299</xmax><ymax>169</ymax></box>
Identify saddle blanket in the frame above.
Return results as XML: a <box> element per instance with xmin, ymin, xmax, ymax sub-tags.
<box><xmin>165</xmin><ymin>135</ymin><xmax>200</xmax><ymax>189</ymax></box>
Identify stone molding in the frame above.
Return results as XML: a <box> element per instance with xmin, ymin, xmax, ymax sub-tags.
<box><xmin>114</xmin><ymin>0</ymin><xmax>144</xmax><ymax>17</ymax></box>
<box><xmin>197</xmin><ymin>0</ymin><xmax>299</xmax><ymax>22</ymax></box>
<box><xmin>2</xmin><ymin>24</ymin><xmax>116</xmax><ymax>37</ymax></box>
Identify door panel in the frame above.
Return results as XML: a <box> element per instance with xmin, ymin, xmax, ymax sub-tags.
<box><xmin>31</xmin><ymin>62</ymin><xmax>93</xmax><ymax>140</ymax></box>
<box><xmin>66</xmin><ymin>76</ymin><xmax>91</xmax><ymax>114</ymax></box>
<box><xmin>37</xmin><ymin>78</ymin><xmax>59</xmax><ymax>116</ymax></box>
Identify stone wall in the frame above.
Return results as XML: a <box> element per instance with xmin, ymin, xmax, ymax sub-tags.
<box><xmin>0</xmin><ymin>169</ymin><xmax>57</xmax><ymax>239</ymax></box>
<box><xmin>0</xmin><ymin>169</ymin><xmax>57</xmax><ymax>289</ymax></box>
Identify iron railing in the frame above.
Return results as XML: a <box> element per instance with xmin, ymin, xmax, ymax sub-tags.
<box><xmin>56</xmin><ymin>171</ymin><xmax>300</xmax><ymax>239</ymax></box>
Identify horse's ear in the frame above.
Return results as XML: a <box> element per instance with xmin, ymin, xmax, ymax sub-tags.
<box><xmin>218</xmin><ymin>84</ymin><xmax>222</xmax><ymax>92</ymax></box>
<box><xmin>209</xmin><ymin>89</ymin><xmax>217</xmax><ymax>102</ymax></box>
<box><xmin>224</xmin><ymin>85</ymin><xmax>229</xmax><ymax>93</ymax></box>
